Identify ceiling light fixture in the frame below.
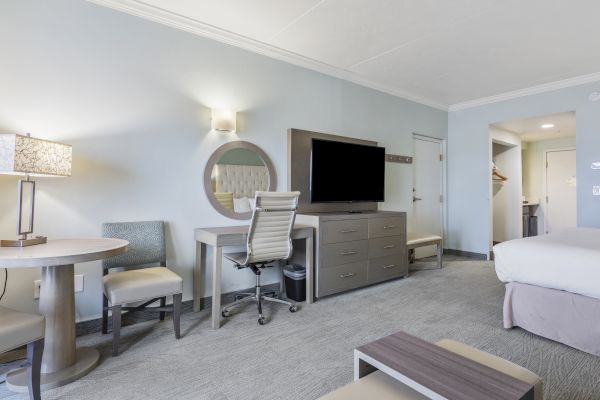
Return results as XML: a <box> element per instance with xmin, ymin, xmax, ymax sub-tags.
<box><xmin>541</xmin><ymin>124</ymin><xmax>554</xmax><ymax>129</ymax></box>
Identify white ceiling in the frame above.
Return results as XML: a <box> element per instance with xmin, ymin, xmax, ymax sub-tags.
<box><xmin>492</xmin><ymin>111</ymin><xmax>576</xmax><ymax>142</ymax></box>
<box><xmin>91</xmin><ymin>0</ymin><xmax>600</xmax><ymax>110</ymax></box>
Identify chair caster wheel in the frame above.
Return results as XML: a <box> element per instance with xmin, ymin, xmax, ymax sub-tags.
<box><xmin>258</xmin><ymin>317</ymin><xmax>266</xmax><ymax>325</ymax></box>
<box><xmin>222</xmin><ymin>310</ymin><xmax>230</xmax><ymax>318</ymax></box>
<box><xmin>289</xmin><ymin>305</ymin><xmax>298</xmax><ymax>313</ymax></box>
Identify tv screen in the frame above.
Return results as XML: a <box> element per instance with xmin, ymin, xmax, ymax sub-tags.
<box><xmin>310</xmin><ymin>139</ymin><xmax>385</xmax><ymax>203</ymax></box>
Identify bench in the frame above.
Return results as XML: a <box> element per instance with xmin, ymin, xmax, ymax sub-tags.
<box><xmin>320</xmin><ymin>339</ymin><xmax>542</xmax><ymax>400</ymax></box>
<box><xmin>407</xmin><ymin>233</ymin><xmax>443</xmax><ymax>269</ymax></box>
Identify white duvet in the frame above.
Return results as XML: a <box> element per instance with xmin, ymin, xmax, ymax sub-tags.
<box><xmin>494</xmin><ymin>228</ymin><xmax>600</xmax><ymax>299</ymax></box>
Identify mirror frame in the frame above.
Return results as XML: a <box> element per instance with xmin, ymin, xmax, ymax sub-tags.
<box><xmin>204</xmin><ymin>141</ymin><xmax>277</xmax><ymax>220</ymax></box>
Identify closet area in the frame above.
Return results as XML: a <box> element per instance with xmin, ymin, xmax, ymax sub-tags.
<box><xmin>489</xmin><ymin>111</ymin><xmax>577</xmax><ymax>252</ymax></box>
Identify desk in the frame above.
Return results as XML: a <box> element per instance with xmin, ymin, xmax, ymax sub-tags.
<box><xmin>0</xmin><ymin>239</ymin><xmax>128</xmax><ymax>392</ymax></box>
<box><xmin>193</xmin><ymin>224</ymin><xmax>314</xmax><ymax>329</ymax></box>
<box><xmin>354</xmin><ymin>331</ymin><xmax>534</xmax><ymax>400</ymax></box>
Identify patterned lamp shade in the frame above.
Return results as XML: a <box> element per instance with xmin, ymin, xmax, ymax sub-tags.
<box><xmin>0</xmin><ymin>134</ymin><xmax>72</xmax><ymax>177</ymax></box>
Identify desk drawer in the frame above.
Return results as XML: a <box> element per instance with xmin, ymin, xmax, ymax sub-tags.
<box><xmin>321</xmin><ymin>219</ymin><xmax>368</xmax><ymax>244</ymax></box>
<box><xmin>317</xmin><ymin>261</ymin><xmax>367</xmax><ymax>297</ymax></box>
<box><xmin>321</xmin><ymin>240</ymin><xmax>368</xmax><ymax>267</ymax></box>
<box><xmin>369</xmin><ymin>216</ymin><xmax>406</xmax><ymax>238</ymax></box>
<box><xmin>368</xmin><ymin>254</ymin><xmax>407</xmax><ymax>283</ymax></box>
<box><xmin>368</xmin><ymin>236</ymin><xmax>405</xmax><ymax>258</ymax></box>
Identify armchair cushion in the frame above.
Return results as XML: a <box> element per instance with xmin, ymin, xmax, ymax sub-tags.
<box><xmin>0</xmin><ymin>307</ymin><xmax>44</xmax><ymax>354</ymax></box>
<box><xmin>103</xmin><ymin>267</ymin><xmax>183</xmax><ymax>305</ymax></box>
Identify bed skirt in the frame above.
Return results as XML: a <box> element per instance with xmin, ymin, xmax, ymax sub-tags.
<box><xmin>503</xmin><ymin>282</ymin><xmax>600</xmax><ymax>356</ymax></box>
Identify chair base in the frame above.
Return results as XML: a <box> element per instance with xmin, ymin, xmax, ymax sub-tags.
<box><xmin>222</xmin><ymin>287</ymin><xmax>298</xmax><ymax>325</ymax></box>
<box><xmin>6</xmin><ymin>346</ymin><xmax>99</xmax><ymax>393</ymax></box>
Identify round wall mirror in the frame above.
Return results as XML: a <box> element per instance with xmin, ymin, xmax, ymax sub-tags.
<box><xmin>204</xmin><ymin>141</ymin><xmax>277</xmax><ymax>220</ymax></box>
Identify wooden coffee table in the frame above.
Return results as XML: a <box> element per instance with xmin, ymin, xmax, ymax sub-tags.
<box><xmin>354</xmin><ymin>331</ymin><xmax>534</xmax><ymax>400</ymax></box>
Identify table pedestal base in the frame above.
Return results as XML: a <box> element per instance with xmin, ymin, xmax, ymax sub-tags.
<box><xmin>6</xmin><ymin>347</ymin><xmax>100</xmax><ymax>392</ymax></box>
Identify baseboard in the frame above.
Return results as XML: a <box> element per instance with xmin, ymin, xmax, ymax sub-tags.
<box><xmin>443</xmin><ymin>248</ymin><xmax>487</xmax><ymax>260</ymax></box>
<box><xmin>75</xmin><ymin>283</ymin><xmax>281</xmax><ymax>337</ymax></box>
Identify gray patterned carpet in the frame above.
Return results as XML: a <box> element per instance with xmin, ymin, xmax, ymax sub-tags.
<box><xmin>2</xmin><ymin>257</ymin><xmax>600</xmax><ymax>399</ymax></box>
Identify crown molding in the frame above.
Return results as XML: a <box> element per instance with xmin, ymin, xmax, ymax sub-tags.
<box><xmin>86</xmin><ymin>0</ymin><xmax>448</xmax><ymax>111</ymax></box>
<box><xmin>449</xmin><ymin>71</ymin><xmax>600</xmax><ymax>111</ymax></box>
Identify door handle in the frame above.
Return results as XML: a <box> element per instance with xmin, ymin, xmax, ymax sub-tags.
<box><xmin>383</xmin><ymin>225</ymin><xmax>395</xmax><ymax>230</ymax></box>
<box><xmin>383</xmin><ymin>264</ymin><xmax>396</xmax><ymax>269</ymax></box>
<box><xmin>413</xmin><ymin>196</ymin><xmax>422</xmax><ymax>202</ymax></box>
<box><xmin>383</xmin><ymin>245</ymin><xmax>395</xmax><ymax>249</ymax></box>
<box><xmin>339</xmin><ymin>273</ymin><xmax>356</xmax><ymax>279</ymax></box>
<box><xmin>340</xmin><ymin>251</ymin><xmax>357</xmax><ymax>256</ymax></box>
<box><xmin>340</xmin><ymin>229</ymin><xmax>357</xmax><ymax>233</ymax></box>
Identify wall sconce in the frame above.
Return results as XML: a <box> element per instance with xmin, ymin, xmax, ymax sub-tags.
<box><xmin>211</xmin><ymin>109</ymin><xmax>237</xmax><ymax>132</ymax></box>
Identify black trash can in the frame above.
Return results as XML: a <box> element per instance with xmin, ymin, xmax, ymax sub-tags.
<box><xmin>283</xmin><ymin>264</ymin><xmax>306</xmax><ymax>302</ymax></box>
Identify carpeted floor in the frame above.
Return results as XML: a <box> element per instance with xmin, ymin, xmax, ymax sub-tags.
<box><xmin>2</xmin><ymin>257</ymin><xmax>600</xmax><ymax>399</ymax></box>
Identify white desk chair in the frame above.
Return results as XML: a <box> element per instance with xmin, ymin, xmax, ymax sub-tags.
<box><xmin>221</xmin><ymin>191</ymin><xmax>300</xmax><ymax>325</ymax></box>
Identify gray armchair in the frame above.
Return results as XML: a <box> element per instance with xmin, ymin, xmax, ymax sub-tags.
<box><xmin>101</xmin><ymin>221</ymin><xmax>183</xmax><ymax>356</ymax></box>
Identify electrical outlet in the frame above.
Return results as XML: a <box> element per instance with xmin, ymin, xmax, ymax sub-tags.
<box><xmin>594</xmin><ymin>186</ymin><xmax>600</xmax><ymax>196</ymax></box>
<box><xmin>34</xmin><ymin>274</ymin><xmax>84</xmax><ymax>299</ymax></box>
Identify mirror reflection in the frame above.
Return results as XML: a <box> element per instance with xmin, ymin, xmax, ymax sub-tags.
<box><xmin>211</xmin><ymin>148</ymin><xmax>269</xmax><ymax>214</ymax></box>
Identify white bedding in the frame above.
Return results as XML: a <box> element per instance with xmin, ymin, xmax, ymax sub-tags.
<box><xmin>494</xmin><ymin>228</ymin><xmax>600</xmax><ymax>299</ymax></box>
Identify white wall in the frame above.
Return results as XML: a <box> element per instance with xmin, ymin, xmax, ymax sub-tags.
<box><xmin>448</xmin><ymin>82</ymin><xmax>600</xmax><ymax>255</ymax></box>
<box><xmin>0</xmin><ymin>0</ymin><xmax>447</xmax><ymax>321</ymax></box>
<box><xmin>522</xmin><ymin>136</ymin><xmax>576</xmax><ymax>233</ymax></box>
<box><xmin>490</xmin><ymin>128</ymin><xmax>522</xmax><ymax>245</ymax></box>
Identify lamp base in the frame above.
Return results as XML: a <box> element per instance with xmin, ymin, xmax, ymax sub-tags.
<box><xmin>0</xmin><ymin>236</ymin><xmax>47</xmax><ymax>247</ymax></box>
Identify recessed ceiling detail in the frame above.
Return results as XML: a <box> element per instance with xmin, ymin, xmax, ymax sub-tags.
<box><xmin>88</xmin><ymin>0</ymin><xmax>600</xmax><ymax>110</ymax></box>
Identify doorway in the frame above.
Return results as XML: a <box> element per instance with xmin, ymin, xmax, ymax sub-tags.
<box><xmin>412</xmin><ymin>134</ymin><xmax>444</xmax><ymax>258</ymax></box>
<box><xmin>489</xmin><ymin>111</ymin><xmax>576</xmax><ymax>254</ymax></box>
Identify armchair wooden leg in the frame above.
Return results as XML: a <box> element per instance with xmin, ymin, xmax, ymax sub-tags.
<box><xmin>159</xmin><ymin>296</ymin><xmax>166</xmax><ymax>321</ymax></box>
<box><xmin>173</xmin><ymin>293</ymin><xmax>182</xmax><ymax>339</ymax></box>
<box><xmin>27</xmin><ymin>338</ymin><xmax>44</xmax><ymax>400</ymax></box>
<box><xmin>102</xmin><ymin>295</ymin><xmax>109</xmax><ymax>334</ymax></box>
<box><xmin>112</xmin><ymin>304</ymin><xmax>122</xmax><ymax>357</ymax></box>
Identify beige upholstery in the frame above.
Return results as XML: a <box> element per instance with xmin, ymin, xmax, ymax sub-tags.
<box><xmin>103</xmin><ymin>267</ymin><xmax>183</xmax><ymax>305</ymax></box>
<box><xmin>0</xmin><ymin>307</ymin><xmax>45</xmax><ymax>354</ymax></box>
<box><xmin>436</xmin><ymin>339</ymin><xmax>543</xmax><ymax>400</ymax></box>
<box><xmin>319</xmin><ymin>371</ymin><xmax>429</xmax><ymax>400</ymax></box>
<box><xmin>407</xmin><ymin>233</ymin><xmax>442</xmax><ymax>246</ymax></box>
<box><xmin>214</xmin><ymin>164</ymin><xmax>269</xmax><ymax>198</ymax></box>
<box><xmin>214</xmin><ymin>191</ymin><xmax>234</xmax><ymax>210</ymax></box>
<box><xmin>224</xmin><ymin>252</ymin><xmax>248</xmax><ymax>265</ymax></box>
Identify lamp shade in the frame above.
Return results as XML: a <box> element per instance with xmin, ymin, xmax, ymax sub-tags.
<box><xmin>0</xmin><ymin>134</ymin><xmax>72</xmax><ymax>177</ymax></box>
<box><xmin>211</xmin><ymin>109</ymin><xmax>237</xmax><ymax>132</ymax></box>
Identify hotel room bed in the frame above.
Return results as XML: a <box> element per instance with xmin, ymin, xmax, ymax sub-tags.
<box><xmin>494</xmin><ymin>228</ymin><xmax>600</xmax><ymax>356</ymax></box>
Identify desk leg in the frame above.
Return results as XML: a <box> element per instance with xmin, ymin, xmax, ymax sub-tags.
<box><xmin>6</xmin><ymin>265</ymin><xmax>99</xmax><ymax>392</ymax></box>
<box><xmin>193</xmin><ymin>241</ymin><xmax>206</xmax><ymax>312</ymax></box>
<box><xmin>306</xmin><ymin>236</ymin><xmax>314</xmax><ymax>304</ymax></box>
<box><xmin>211</xmin><ymin>246</ymin><xmax>223</xmax><ymax>329</ymax></box>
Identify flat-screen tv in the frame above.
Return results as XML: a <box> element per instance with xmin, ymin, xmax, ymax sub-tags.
<box><xmin>310</xmin><ymin>139</ymin><xmax>385</xmax><ymax>203</ymax></box>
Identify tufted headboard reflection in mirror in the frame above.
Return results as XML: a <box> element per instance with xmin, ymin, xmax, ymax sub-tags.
<box><xmin>204</xmin><ymin>141</ymin><xmax>276</xmax><ymax>220</ymax></box>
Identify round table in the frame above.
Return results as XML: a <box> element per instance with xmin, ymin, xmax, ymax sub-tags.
<box><xmin>0</xmin><ymin>238</ymin><xmax>128</xmax><ymax>392</ymax></box>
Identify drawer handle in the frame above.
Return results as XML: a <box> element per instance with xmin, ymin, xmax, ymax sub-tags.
<box><xmin>340</xmin><ymin>251</ymin><xmax>357</xmax><ymax>256</ymax></box>
<box><xmin>383</xmin><ymin>225</ymin><xmax>396</xmax><ymax>230</ymax></box>
<box><xmin>340</xmin><ymin>273</ymin><xmax>356</xmax><ymax>278</ymax></box>
<box><xmin>383</xmin><ymin>245</ymin><xmax>396</xmax><ymax>249</ymax></box>
<box><xmin>340</xmin><ymin>229</ymin><xmax>358</xmax><ymax>233</ymax></box>
<box><xmin>383</xmin><ymin>264</ymin><xmax>397</xmax><ymax>269</ymax></box>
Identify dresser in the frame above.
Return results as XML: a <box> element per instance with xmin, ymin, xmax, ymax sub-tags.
<box><xmin>296</xmin><ymin>211</ymin><xmax>407</xmax><ymax>298</ymax></box>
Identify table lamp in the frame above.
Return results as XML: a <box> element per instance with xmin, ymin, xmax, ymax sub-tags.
<box><xmin>0</xmin><ymin>133</ymin><xmax>72</xmax><ymax>247</ymax></box>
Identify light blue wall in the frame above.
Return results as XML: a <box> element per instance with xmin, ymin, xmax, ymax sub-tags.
<box><xmin>448</xmin><ymin>83</ymin><xmax>600</xmax><ymax>254</ymax></box>
<box><xmin>0</xmin><ymin>0</ymin><xmax>447</xmax><ymax>320</ymax></box>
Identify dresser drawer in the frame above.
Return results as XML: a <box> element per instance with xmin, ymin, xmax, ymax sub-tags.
<box><xmin>368</xmin><ymin>236</ymin><xmax>405</xmax><ymax>258</ymax></box>
<box><xmin>317</xmin><ymin>261</ymin><xmax>367</xmax><ymax>297</ymax></box>
<box><xmin>321</xmin><ymin>219</ymin><xmax>368</xmax><ymax>244</ymax></box>
<box><xmin>368</xmin><ymin>254</ymin><xmax>407</xmax><ymax>283</ymax></box>
<box><xmin>321</xmin><ymin>240</ymin><xmax>368</xmax><ymax>267</ymax></box>
<box><xmin>369</xmin><ymin>216</ymin><xmax>406</xmax><ymax>238</ymax></box>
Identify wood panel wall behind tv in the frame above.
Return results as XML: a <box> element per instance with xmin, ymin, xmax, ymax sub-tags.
<box><xmin>287</xmin><ymin>128</ymin><xmax>379</xmax><ymax>214</ymax></box>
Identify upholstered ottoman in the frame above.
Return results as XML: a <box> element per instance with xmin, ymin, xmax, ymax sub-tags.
<box><xmin>320</xmin><ymin>339</ymin><xmax>543</xmax><ymax>400</ymax></box>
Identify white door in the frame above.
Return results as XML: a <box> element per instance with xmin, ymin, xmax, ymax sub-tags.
<box><xmin>545</xmin><ymin>149</ymin><xmax>576</xmax><ymax>234</ymax></box>
<box><xmin>413</xmin><ymin>136</ymin><xmax>444</xmax><ymax>258</ymax></box>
